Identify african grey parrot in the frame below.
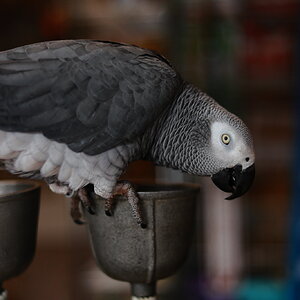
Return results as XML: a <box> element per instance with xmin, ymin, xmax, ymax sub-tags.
<box><xmin>0</xmin><ymin>40</ymin><xmax>255</xmax><ymax>227</ymax></box>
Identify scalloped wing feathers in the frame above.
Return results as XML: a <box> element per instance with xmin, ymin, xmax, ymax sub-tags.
<box><xmin>0</xmin><ymin>40</ymin><xmax>182</xmax><ymax>155</ymax></box>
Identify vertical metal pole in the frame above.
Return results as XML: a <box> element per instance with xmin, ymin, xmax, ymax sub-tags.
<box><xmin>202</xmin><ymin>177</ymin><xmax>242</xmax><ymax>292</ymax></box>
<box><xmin>131</xmin><ymin>283</ymin><xmax>156</xmax><ymax>300</ymax></box>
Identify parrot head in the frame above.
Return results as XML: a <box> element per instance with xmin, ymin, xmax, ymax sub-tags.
<box><xmin>209</xmin><ymin>120</ymin><xmax>255</xmax><ymax>200</ymax></box>
<box><xmin>147</xmin><ymin>85</ymin><xmax>255</xmax><ymax>200</ymax></box>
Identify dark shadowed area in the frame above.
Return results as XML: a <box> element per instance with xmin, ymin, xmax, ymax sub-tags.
<box><xmin>0</xmin><ymin>0</ymin><xmax>298</xmax><ymax>299</ymax></box>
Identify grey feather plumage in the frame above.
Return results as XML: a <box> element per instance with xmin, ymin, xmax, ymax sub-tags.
<box><xmin>0</xmin><ymin>40</ymin><xmax>182</xmax><ymax>155</ymax></box>
<box><xmin>146</xmin><ymin>84</ymin><xmax>253</xmax><ymax>175</ymax></box>
<box><xmin>0</xmin><ymin>40</ymin><xmax>255</xmax><ymax>202</ymax></box>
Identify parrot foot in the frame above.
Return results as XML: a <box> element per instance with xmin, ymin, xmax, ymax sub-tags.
<box><xmin>46</xmin><ymin>177</ymin><xmax>75</xmax><ymax>197</ymax></box>
<box><xmin>107</xmin><ymin>181</ymin><xmax>146</xmax><ymax>228</ymax></box>
<box><xmin>71</xmin><ymin>187</ymin><xmax>95</xmax><ymax>225</ymax></box>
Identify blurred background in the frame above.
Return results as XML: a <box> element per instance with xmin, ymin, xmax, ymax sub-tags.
<box><xmin>0</xmin><ymin>0</ymin><xmax>299</xmax><ymax>299</ymax></box>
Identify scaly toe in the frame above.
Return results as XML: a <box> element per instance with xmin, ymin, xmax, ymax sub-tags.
<box><xmin>78</xmin><ymin>188</ymin><xmax>95</xmax><ymax>215</ymax></box>
<box><xmin>110</xmin><ymin>181</ymin><xmax>146</xmax><ymax>227</ymax></box>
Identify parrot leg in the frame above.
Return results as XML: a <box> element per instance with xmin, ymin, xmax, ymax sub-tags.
<box><xmin>70</xmin><ymin>187</ymin><xmax>95</xmax><ymax>225</ymax></box>
<box><xmin>106</xmin><ymin>181</ymin><xmax>146</xmax><ymax>228</ymax></box>
<box><xmin>70</xmin><ymin>195</ymin><xmax>84</xmax><ymax>225</ymax></box>
<box><xmin>77</xmin><ymin>188</ymin><xmax>96</xmax><ymax>215</ymax></box>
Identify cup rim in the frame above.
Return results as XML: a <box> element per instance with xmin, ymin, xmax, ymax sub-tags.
<box><xmin>136</xmin><ymin>182</ymin><xmax>200</xmax><ymax>199</ymax></box>
<box><xmin>89</xmin><ymin>182</ymin><xmax>200</xmax><ymax>201</ymax></box>
<box><xmin>0</xmin><ymin>180</ymin><xmax>41</xmax><ymax>199</ymax></box>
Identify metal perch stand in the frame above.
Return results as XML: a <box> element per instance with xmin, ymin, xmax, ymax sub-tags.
<box><xmin>84</xmin><ymin>183</ymin><xmax>199</xmax><ymax>299</ymax></box>
<box><xmin>0</xmin><ymin>180</ymin><xmax>40</xmax><ymax>299</ymax></box>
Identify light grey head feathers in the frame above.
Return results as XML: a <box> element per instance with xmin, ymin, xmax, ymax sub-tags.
<box><xmin>147</xmin><ymin>83</ymin><xmax>255</xmax><ymax>199</ymax></box>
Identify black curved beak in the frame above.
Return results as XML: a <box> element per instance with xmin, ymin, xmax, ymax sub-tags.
<box><xmin>211</xmin><ymin>164</ymin><xmax>255</xmax><ymax>200</ymax></box>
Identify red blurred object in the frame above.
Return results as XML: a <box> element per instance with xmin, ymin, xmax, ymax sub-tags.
<box><xmin>39</xmin><ymin>4</ymin><xmax>69</xmax><ymax>39</ymax></box>
<box><xmin>246</xmin><ymin>0</ymin><xmax>299</xmax><ymax>17</ymax></box>
<box><xmin>240</xmin><ymin>20</ymin><xmax>294</xmax><ymax>79</ymax></box>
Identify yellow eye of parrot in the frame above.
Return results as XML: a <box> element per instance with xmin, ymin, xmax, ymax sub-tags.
<box><xmin>221</xmin><ymin>134</ymin><xmax>230</xmax><ymax>145</ymax></box>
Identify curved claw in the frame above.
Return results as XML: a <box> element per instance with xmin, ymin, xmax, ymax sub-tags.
<box><xmin>140</xmin><ymin>223</ymin><xmax>147</xmax><ymax>229</ymax></box>
<box><xmin>73</xmin><ymin>219</ymin><xmax>85</xmax><ymax>225</ymax></box>
<box><xmin>71</xmin><ymin>196</ymin><xmax>85</xmax><ymax>225</ymax></box>
<box><xmin>71</xmin><ymin>187</ymin><xmax>95</xmax><ymax>225</ymax></box>
<box><xmin>105</xmin><ymin>209</ymin><xmax>113</xmax><ymax>217</ymax></box>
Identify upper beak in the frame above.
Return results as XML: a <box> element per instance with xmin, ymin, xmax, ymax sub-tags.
<box><xmin>211</xmin><ymin>164</ymin><xmax>255</xmax><ymax>200</ymax></box>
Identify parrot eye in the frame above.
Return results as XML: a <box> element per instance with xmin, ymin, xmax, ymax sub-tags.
<box><xmin>221</xmin><ymin>134</ymin><xmax>231</xmax><ymax>145</ymax></box>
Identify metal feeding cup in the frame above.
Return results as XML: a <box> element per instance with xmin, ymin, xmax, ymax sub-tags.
<box><xmin>84</xmin><ymin>183</ymin><xmax>199</xmax><ymax>300</ymax></box>
<box><xmin>0</xmin><ymin>180</ymin><xmax>40</xmax><ymax>299</ymax></box>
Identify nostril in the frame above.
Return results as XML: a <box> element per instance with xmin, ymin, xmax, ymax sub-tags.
<box><xmin>245</xmin><ymin>157</ymin><xmax>250</xmax><ymax>162</ymax></box>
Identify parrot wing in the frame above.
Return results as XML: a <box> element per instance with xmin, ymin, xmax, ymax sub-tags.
<box><xmin>0</xmin><ymin>40</ymin><xmax>182</xmax><ymax>155</ymax></box>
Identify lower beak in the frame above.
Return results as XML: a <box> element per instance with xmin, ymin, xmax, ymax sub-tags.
<box><xmin>211</xmin><ymin>164</ymin><xmax>255</xmax><ymax>200</ymax></box>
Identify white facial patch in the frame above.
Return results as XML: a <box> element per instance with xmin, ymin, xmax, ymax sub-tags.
<box><xmin>210</xmin><ymin>121</ymin><xmax>254</xmax><ymax>169</ymax></box>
